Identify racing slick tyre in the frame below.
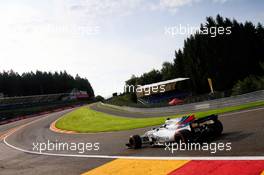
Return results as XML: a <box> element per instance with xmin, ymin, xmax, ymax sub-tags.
<box><xmin>129</xmin><ymin>135</ymin><xmax>142</xmax><ymax>149</ymax></box>
<box><xmin>174</xmin><ymin>130</ymin><xmax>192</xmax><ymax>143</ymax></box>
<box><xmin>211</xmin><ymin>120</ymin><xmax>223</xmax><ymax>136</ymax></box>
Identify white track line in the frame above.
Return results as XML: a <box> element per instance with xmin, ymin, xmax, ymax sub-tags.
<box><xmin>3</xmin><ymin>107</ymin><xmax>264</xmax><ymax>160</ymax></box>
<box><xmin>3</xmin><ymin>138</ymin><xmax>264</xmax><ymax>160</ymax></box>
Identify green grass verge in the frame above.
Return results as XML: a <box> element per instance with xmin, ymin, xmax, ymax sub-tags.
<box><xmin>55</xmin><ymin>101</ymin><xmax>264</xmax><ymax>133</ymax></box>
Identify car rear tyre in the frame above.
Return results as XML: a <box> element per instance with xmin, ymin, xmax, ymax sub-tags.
<box><xmin>129</xmin><ymin>135</ymin><xmax>142</xmax><ymax>149</ymax></box>
<box><xmin>211</xmin><ymin>120</ymin><xmax>223</xmax><ymax>136</ymax></box>
<box><xmin>174</xmin><ymin>130</ymin><xmax>192</xmax><ymax>143</ymax></box>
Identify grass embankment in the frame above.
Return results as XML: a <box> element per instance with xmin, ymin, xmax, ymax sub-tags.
<box><xmin>55</xmin><ymin>101</ymin><xmax>264</xmax><ymax>133</ymax></box>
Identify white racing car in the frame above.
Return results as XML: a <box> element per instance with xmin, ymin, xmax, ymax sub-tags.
<box><xmin>126</xmin><ymin>114</ymin><xmax>223</xmax><ymax>149</ymax></box>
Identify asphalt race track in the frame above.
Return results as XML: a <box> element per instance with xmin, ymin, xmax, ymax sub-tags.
<box><xmin>0</xmin><ymin>104</ymin><xmax>264</xmax><ymax>175</ymax></box>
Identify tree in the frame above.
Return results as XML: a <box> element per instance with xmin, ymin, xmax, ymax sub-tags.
<box><xmin>161</xmin><ymin>62</ymin><xmax>175</xmax><ymax>80</ymax></box>
<box><xmin>0</xmin><ymin>70</ymin><xmax>94</xmax><ymax>97</ymax></box>
<box><xmin>126</xmin><ymin>15</ymin><xmax>264</xmax><ymax>95</ymax></box>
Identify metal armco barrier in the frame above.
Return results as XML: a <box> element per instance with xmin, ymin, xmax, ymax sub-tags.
<box><xmin>101</xmin><ymin>90</ymin><xmax>264</xmax><ymax>114</ymax></box>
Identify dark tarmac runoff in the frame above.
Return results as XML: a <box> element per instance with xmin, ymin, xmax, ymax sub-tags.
<box><xmin>0</xmin><ymin>103</ymin><xmax>264</xmax><ymax>175</ymax></box>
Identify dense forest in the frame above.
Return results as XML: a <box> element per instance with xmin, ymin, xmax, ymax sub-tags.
<box><xmin>126</xmin><ymin>15</ymin><xmax>264</xmax><ymax>95</ymax></box>
<box><xmin>0</xmin><ymin>70</ymin><xmax>94</xmax><ymax>97</ymax></box>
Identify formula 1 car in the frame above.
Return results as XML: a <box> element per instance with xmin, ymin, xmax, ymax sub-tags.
<box><xmin>126</xmin><ymin>114</ymin><xmax>223</xmax><ymax>149</ymax></box>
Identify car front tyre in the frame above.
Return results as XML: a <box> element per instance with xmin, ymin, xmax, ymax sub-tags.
<box><xmin>129</xmin><ymin>135</ymin><xmax>142</xmax><ymax>149</ymax></box>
